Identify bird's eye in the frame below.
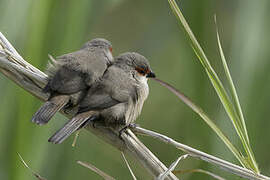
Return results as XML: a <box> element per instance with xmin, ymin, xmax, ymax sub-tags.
<box><xmin>135</xmin><ymin>67</ymin><xmax>146</xmax><ymax>75</ymax></box>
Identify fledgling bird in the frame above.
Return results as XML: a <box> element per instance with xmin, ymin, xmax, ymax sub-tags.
<box><xmin>48</xmin><ymin>52</ymin><xmax>156</xmax><ymax>144</ymax></box>
<box><xmin>31</xmin><ymin>38</ymin><xmax>113</xmax><ymax>125</ymax></box>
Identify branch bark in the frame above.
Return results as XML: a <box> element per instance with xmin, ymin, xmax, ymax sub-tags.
<box><xmin>0</xmin><ymin>32</ymin><xmax>178</xmax><ymax>180</ymax></box>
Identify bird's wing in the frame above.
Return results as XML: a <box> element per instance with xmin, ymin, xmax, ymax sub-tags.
<box><xmin>78</xmin><ymin>83</ymin><xmax>120</xmax><ymax>113</ymax></box>
<box><xmin>78</xmin><ymin>66</ymin><xmax>136</xmax><ymax>113</ymax></box>
<box><xmin>45</xmin><ymin>49</ymin><xmax>109</xmax><ymax>94</ymax></box>
<box><xmin>45</xmin><ymin>66</ymin><xmax>88</xmax><ymax>94</ymax></box>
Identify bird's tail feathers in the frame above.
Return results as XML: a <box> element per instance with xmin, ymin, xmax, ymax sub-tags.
<box><xmin>31</xmin><ymin>95</ymin><xmax>70</xmax><ymax>125</ymax></box>
<box><xmin>48</xmin><ymin>111</ymin><xmax>95</xmax><ymax>144</ymax></box>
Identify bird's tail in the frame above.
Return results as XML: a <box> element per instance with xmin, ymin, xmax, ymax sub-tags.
<box><xmin>48</xmin><ymin>111</ymin><xmax>95</xmax><ymax>144</ymax></box>
<box><xmin>31</xmin><ymin>95</ymin><xmax>70</xmax><ymax>125</ymax></box>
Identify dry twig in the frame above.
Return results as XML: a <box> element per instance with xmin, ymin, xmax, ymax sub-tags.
<box><xmin>121</xmin><ymin>152</ymin><xmax>137</xmax><ymax>180</ymax></box>
<box><xmin>133</xmin><ymin>127</ymin><xmax>269</xmax><ymax>180</ymax></box>
<box><xmin>18</xmin><ymin>153</ymin><xmax>47</xmax><ymax>180</ymax></box>
<box><xmin>77</xmin><ymin>161</ymin><xmax>115</xmax><ymax>180</ymax></box>
<box><xmin>157</xmin><ymin>155</ymin><xmax>189</xmax><ymax>180</ymax></box>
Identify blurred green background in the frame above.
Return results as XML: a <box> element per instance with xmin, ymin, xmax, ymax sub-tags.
<box><xmin>0</xmin><ymin>0</ymin><xmax>270</xmax><ymax>179</ymax></box>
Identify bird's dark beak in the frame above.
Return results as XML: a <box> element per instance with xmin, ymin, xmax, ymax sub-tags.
<box><xmin>146</xmin><ymin>71</ymin><xmax>156</xmax><ymax>78</ymax></box>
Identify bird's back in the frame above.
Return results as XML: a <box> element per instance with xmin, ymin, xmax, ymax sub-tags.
<box><xmin>45</xmin><ymin>47</ymin><xmax>109</xmax><ymax>95</ymax></box>
<box><xmin>56</xmin><ymin>48</ymin><xmax>108</xmax><ymax>76</ymax></box>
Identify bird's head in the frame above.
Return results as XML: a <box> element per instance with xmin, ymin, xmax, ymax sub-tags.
<box><xmin>115</xmin><ymin>52</ymin><xmax>156</xmax><ymax>82</ymax></box>
<box><xmin>82</xmin><ymin>38</ymin><xmax>113</xmax><ymax>63</ymax></box>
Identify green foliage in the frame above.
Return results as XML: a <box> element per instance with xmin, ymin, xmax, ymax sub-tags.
<box><xmin>168</xmin><ymin>0</ymin><xmax>259</xmax><ymax>172</ymax></box>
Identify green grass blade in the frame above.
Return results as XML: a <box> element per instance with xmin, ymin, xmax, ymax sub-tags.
<box><xmin>214</xmin><ymin>16</ymin><xmax>259</xmax><ymax>173</ymax></box>
<box><xmin>153</xmin><ymin>78</ymin><xmax>245</xmax><ymax>167</ymax></box>
<box><xmin>214</xmin><ymin>16</ymin><xmax>248</xmax><ymax>141</ymax></box>
<box><xmin>192</xmin><ymin>48</ymin><xmax>250</xmax><ymax>156</ymax></box>
<box><xmin>167</xmin><ymin>0</ymin><xmax>239</xmax><ymax>131</ymax></box>
<box><xmin>167</xmin><ymin>0</ymin><xmax>259</xmax><ymax>172</ymax></box>
<box><xmin>214</xmin><ymin>15</ymin><xmax>249</xmax><ymax>142</ymax></box>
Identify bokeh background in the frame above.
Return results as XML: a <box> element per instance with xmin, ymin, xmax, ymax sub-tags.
<box><xmin>0</xmin><ymin>0</ymin><xmax>270</xmax><ymax>179</ymax></box>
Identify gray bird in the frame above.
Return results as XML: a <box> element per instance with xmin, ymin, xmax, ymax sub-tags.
<box><xmin>48</xmin><ymin>52</ymin><xmax>156</xmax><ymax>144</ymax></box>
<box><xmin>31</xmin><ymin>38</ymin><xmax>113</xmax><ymax>125</ymax></box>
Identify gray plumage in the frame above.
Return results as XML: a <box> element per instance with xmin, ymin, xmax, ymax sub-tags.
<box><xmin>49</xmin><ymin>52</ymin><xmax>155</xmax><ymax>144</ymax></box>
<box><xmin>33</xmin><ymin>95</ymin><xmax>70</xmax><ymax>125</ymax></box>
<box><xmin>31</xmin><ymin>38</ymin><xmax>113</xmax><ymax>125</ymax></box>
<box><xmin>48</xmin><ymin>111</ymin><xmax>96</xmax><ymax>143</ymax></box>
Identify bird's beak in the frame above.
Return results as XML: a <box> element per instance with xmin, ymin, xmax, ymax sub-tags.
<box><xmin>146</xmin><ymin>71</ymin><xmax>156</xmax><ymax>78</ymax></box>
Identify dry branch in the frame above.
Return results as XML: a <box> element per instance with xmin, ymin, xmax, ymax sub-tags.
<box><xmin>133</xmin><ymin>127</ymin><xmax>270</xmax><ymax>180</ymax></box>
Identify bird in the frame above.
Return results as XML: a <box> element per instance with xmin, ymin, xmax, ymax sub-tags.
<box><xmin>48</xmin><ymin>52</ymin><xmax>156</xmax><ymax>144</ymax></box>
<box><xmin>31</xmin><ymin>38</ymin><xmax>113</xmax><ymax>125</ymax></box>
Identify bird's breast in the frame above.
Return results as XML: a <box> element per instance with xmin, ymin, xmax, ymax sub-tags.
<box><xmin>126</xmin><ymin>78</ymin><xmax>149</xmax><ymax>124</ymax></box>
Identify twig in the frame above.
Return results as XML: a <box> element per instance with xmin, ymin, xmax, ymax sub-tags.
<box><xmin>157</xmin><ymin>155</ymin><xmax>189</xmax><ymax>180</ymax></box>
<box><xmin>121</xmin><ymin>152</ymin><xmax>137</xmax><ymax>180</ymax></box>
<box><xmin>173</xmin><ymin>169</ymin><xmax>226</xmax><ymax>180</ymax></box>
<box><xmin>18</xmin><ymin>153</ymin><xmax>47</xmax><ymax>180</ymax></box>
<box><xmin>77</xmin><ymin>161</ymin><xmax>115</xmax><ymax>180</ymax></box>
<box><xmin>133</xmin><ymin>127</ymin><xmax>270</xmax><ymax>180</ymax></box>
<box><xmin>72</xmin><ymin>130</ymin><xmax>81</xmax><ymax>147</ymax></box>
<box><xmin>0</xmin><ymin>32</ymin><xmax>178</xmax><ymax>180</ymax></box>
